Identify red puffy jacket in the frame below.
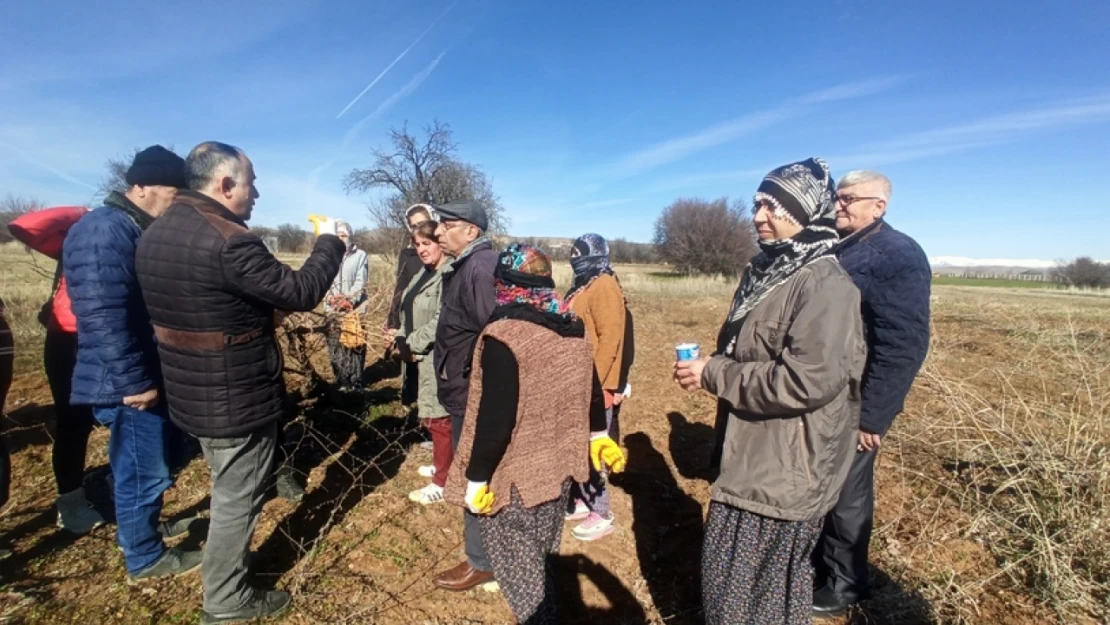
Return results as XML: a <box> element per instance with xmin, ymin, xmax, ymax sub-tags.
<box><xmin>7</xmin><ymin>206</ymin><xmax>88</xmax><ymax>333</ymax></box>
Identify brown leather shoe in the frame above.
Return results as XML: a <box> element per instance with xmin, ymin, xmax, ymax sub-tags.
<box><xmin>433</xmin><ymin>560</ymin><xmax>495</xmax><ymax>591</ymax></box>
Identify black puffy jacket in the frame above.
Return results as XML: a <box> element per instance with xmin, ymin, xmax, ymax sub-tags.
<box><xmin>136</xmin><ymin>190</ymin><xmax>344</xmax><ymax>437</ymax></box>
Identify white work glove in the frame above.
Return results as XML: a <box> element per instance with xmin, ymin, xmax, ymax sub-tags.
<box><xmin>621</xmin><ymin>383</ymin><xmax>631</xmax><ymax>399</ymax></box>
<box><xmin>465</xmin><ymin>480</ymin><xmax>494</xmax><ymax>515</ymax></box>
<box><xmin>307</xmin><ymin>214</ymin><xmax>339</xmax><ymax>237</ymax></box>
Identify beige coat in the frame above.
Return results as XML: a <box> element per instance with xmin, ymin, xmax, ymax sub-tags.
<box><xmin>702</xmin><ymin>256</ymin><xmax>866</xmax><ymax>522</ymax></box>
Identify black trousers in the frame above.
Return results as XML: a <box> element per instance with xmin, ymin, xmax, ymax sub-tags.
<box><xmin>44</xmin><ymin>329</ymin><xmax>98</xmax><ymax>494</ymax></box>
<box><xmin>813</xmin><ymin>448</ymin><xmax>877</xmax><ymax>599</ymax></box>
<box><xmin>451</xmin><ymin>412</ymin><xmax>491</xmax><ymax>571</ymax></box>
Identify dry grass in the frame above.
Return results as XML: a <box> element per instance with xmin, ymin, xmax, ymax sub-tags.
<box><xmin>879</xmin><ymin>290</ymin><xmax>1110</xmax><ymax>624</ymax></box>
<box><xmin>2</xmin><ymin>248</ymin><xmax>1110</xmax><ymax>623</ymax></box>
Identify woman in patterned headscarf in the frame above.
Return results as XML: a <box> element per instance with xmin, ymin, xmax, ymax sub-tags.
<box><xmin>563</xmin><ymin>233</ymin><xmax>629</xmax><ymax>541</ymax></box>
<box><xmin>674</xmin><ymin>158</ymin><xmax>866</xmax><ymax>625</ymax></box>
<box><xmin>445</xmin><ymin>243</ymin><xmax>626</xmax><ymax>624</ymax></box>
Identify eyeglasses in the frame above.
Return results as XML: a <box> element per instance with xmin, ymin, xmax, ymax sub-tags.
<box><xmin>836</xmin><ymin>195</ymin><xmax>881</xmax><ymax>206</ymax></box>
<box><xmin>439</xmin><ymin>219</ymin><xmax>466</xmax><ymax>231</ymax></box>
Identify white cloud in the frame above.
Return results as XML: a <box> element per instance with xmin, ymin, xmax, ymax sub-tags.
<box><xmin>832</xmin><ymin>93</ymin><xmax>1110</xmax><ymax>167</ymax></box>
<box><xmin>609</xmin><ymin>76</ymin><xmax>907</xmax><ymax>176</ymax></box>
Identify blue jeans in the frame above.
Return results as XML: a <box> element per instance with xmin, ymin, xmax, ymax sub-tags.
<box><xmin>93</xmin><ymin>403</ymin><xmax>181</xmax><ymax>574</ymax></box>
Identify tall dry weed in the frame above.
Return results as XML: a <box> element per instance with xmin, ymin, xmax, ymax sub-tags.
<box><xmin>899</xmin><ymin>296</ymin><xmax>1110</xmax><ymax>622</ymax></box>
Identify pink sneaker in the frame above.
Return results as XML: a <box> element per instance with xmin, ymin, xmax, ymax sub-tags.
<box><xmin>565</xmin><ymin>499</ymin><xmax>590</xmax><ymax>521</ymax></box>
<box><xmin>571</xmin><ymin>512</ymin><xmax>615</xmax><ymax>541</ymax></box>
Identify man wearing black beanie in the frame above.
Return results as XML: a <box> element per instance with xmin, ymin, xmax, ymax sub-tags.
<box><xmin>63</xmin><ymin>145</ymin><xmax>202</xmax><ymax>583</ymax></box>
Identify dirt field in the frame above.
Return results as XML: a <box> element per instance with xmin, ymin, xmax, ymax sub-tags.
<box><xmin>2</xmin><ymin>249</ymin><xmax>1108</xmax><ymax>624</ymax></box>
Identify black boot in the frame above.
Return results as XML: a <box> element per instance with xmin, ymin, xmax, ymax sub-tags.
<box><xmin>812</xmin><ymin>584</ymin><xmax>857</xmax><ymax>619</ymax></box>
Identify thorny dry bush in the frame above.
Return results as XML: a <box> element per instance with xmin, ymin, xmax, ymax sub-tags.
<box><xmin>890</xmin><ymin>294</ymin><xmax>1110</xmax><ymax>623</ymax></box>
<box><xmin>265</xmin><ymin>278</ymin><xmax>481</xmax><ymax>622</ymax></box>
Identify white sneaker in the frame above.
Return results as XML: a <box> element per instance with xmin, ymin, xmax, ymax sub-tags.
<box><xmin>565</xmin><ymin>499</ymin><xmax>590</xmax><ymax>521</ymax></box>
<box><xmin>56</xmin><ymin>488</ymin><xmax>106</xmax><ymax>535</ymax></box>
<box><xmin>407</xmin><ymin>483</ymin><xmax>444</xmax><ymax>505</ymax></box>
<box><xmin>416</xmin><ymin>465</ymin><xmax>436</xmax><ymax>478</ymax></box>
<box><xmin>571</xmin><ymin>512</ymin><xmax>615</xmax><ymax>541</ymax></box>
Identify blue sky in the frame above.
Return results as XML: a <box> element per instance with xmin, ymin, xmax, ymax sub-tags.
<box><xmin>2</xmin><ymin>0</ymin><xmax>1108</xmax><ymax>259</ymax></box>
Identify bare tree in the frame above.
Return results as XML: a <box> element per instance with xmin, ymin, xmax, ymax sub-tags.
<box><xmin>95</xmin><ymin>148</ymin><xmax>140</xmax><ymax>203</ymax></box>
<box><xmin>343</xmin><ymin>121</ymin><xmax>508</xmax><ymax>255</ymax></box>
<box><xmin>95</xmin><ymin>146</ymin><xmax>178</xmax><ymax>204</ymax></box>
<box><xmin>653</xmin><ymin>197</ymin><xmax>757</xmax><ymax>277</ymax></box>
<box><xmin>0</xmin><ymin>194</ymin><xmax>46</xmax><ymax>244</ymax></box>
<box><xmin>275</xmin><ymin>224</ymin><xmax>309</xmax><ymax>254</ymax></box>
<box><xmin>1052</xmin><ymin>257</ymin><xmax>1110</xmax><ymax>288</ymax></box>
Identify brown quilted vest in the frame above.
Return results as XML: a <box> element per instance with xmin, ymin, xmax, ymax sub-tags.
<box><xmin>445</xmin><ymin>318</ymin><xmax>593</xmax><ymax>514</ymax></box>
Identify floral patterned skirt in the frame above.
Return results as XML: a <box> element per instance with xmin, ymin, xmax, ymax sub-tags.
<box><xmin>701</xmin><ymin>501</ymin><xmax>823</xmax><ymax>625</ymax></box>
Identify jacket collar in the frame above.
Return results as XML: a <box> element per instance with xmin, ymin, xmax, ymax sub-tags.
<box><xmin>447</xmin><ymin>236</ymin><xmax>492</xmax><ymax>272</ymax></box>
<box><xmin>104</xmin><ymin>191</ymin><xmax>155</xmax><ymax>231</ymax></box>
<box><xmin>836</xmin><ymin>218</ymin><xmax>884</xmax><ymax>254</ymax></box>
<box><xmin>450</xmin><ymin>236</ymin><xmax>490</xmax><ymax>263</ymax></box>
<box><xmin>172</xmin><ymin>190</ymin><xmax>248</xmax><ymax>228</ymax></box>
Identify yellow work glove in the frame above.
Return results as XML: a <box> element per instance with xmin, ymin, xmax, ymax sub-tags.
<box><xmin>465</xmin><ymin>480</ymin><xmax>495</xmax><ymax>515</ymax></box>
<box><xmin>307</xmin><ymin>214</ymin><xmax>339</xmax><ymax>236</ymax></box>
<box><xmin>589</xmin><ymin>433</ymin><xmax>626</xmax><ymax>473</ymax></box>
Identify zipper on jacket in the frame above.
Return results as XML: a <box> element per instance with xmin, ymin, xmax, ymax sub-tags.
<box><xmin>797</xmin><ymin>421</ymin><xmax>814</xmax><ymax>486</ymax></box>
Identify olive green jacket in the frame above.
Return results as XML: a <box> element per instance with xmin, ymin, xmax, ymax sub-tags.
<box><xmin>702</xmin><ymin>256</ymin><xmax>866</xmax><ymax>522</ymax></box>
<box><xmin>397</xmin><ymin>264</ymin><xmax>448</xmax><ymax>419</ymax></box>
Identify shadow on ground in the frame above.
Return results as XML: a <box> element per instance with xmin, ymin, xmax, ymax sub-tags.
<box><xmin>254</xmin><ymin>385</ymin><xmax>415</xmax><ymax>583</ymax></box>
<box><xmin>554</xmin><ymin>553</ymin><xmax>648</xmax><ymax>624</ymax></box>
<box><xmin>847</xmin><ymin>567</ymin><xmax>935</xmax><ymax>625</ymax></box>
<box><xmin>611</xmin><ymin>431</ymin><xmax>704</xmax><ymax>625</ymax></box>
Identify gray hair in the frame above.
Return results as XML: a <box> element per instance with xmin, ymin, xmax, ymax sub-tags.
<box><xmin>185</xmin><ymin>141</ymin><xmax>245</xmax><ymax>191</ymax></box>
<box><xmin>837</xmin><ymin>170</ymin><xmax>892</xmax><ymax>201</ymax></box>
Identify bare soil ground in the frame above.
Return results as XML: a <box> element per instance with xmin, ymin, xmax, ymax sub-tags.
<box><xmin>2</xmin><ymin>256</ymin><xmax>1108</xmax><ymax>624</ymax></box>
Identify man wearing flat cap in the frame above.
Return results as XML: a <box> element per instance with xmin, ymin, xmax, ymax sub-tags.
<box><xmin>63</xmin><ymin>145</ymin><xmax>201</xmax><ymax>583</ymax></box>
<box><xmin>430</xmin><ymin>201</ymin><xmax>501</xmax><ymax>591</ymax></box>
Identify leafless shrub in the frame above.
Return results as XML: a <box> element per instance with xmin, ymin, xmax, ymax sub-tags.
<box><xmin>344</xmin><ymin>121</ymin><xmax>509</xmax><ymax>257</ymax></box>
<box><xmin>892</xmin><ymin>301</ymin><xmax>1110</xmax><ymax>623</ymax></box>
<box><xmin>652</xmin><ymin>197</ymin><xmax>756</xmax><ymax>277</ymax></box>
<box><xmin>1052</xmin><ymin>257</ymin><xmax>1110</xmax><ymax>289</ymax></box>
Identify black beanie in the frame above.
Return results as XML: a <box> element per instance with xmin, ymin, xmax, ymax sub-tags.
<box><xmin>125</xmin><ymin>145</ymin><xmax>186</xmax><ymax>188</ymax></box>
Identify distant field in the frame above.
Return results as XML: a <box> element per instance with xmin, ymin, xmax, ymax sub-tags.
<box><xmin>932</xmin><ymin>275</ymin><xmax>1059</xmax><ymax>289</ymax></box>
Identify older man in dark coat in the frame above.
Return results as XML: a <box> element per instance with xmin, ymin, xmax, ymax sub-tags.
<box><xmin>812</xmin><ymin>170</ymin><xmax>931</xmax><ymax>618</ymax></box>
<box><xmin>429</xmin><ymin>201</ymin><xmax>500</xmax><ymax>592</ymax></box>
<box><xmin>137</xmin><ymin>142</ymin><xmax>344</xmax><ymax>624</ymax></box>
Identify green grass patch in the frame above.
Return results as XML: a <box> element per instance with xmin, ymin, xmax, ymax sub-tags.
<box><xmin>932</xmin><ymin>276</ymin><xmax>1062</xmax><ymax>289</ymax></box>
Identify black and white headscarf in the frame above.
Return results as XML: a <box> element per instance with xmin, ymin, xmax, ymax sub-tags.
<box><xmin>720</xmin><ymin>158</ymin><xmax>839</xmax><ymax>356</ymax></box>
<box><xmin>567</xmin><ymin>233</ymin><xmax>614</xmax><ymax>301</ymax></box>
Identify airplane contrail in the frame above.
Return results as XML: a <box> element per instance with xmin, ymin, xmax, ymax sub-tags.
<box><xmin>0</xmin><ymin>139</ymin><xmax>97</xmax><ymax>191</ymax></box>
<box><xmin>335</xmin><ymin>0</ymin><xmax>458</xmax><ymax>119</ymax></box>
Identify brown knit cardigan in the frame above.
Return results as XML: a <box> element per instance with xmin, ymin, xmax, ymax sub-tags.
<box><xmin>569</xmin><ymin>273</ymin><xmax>626</xmax><ymax>391</ymax></box>
<box><xmin>445</xmin><ymin>318</ymin><xmax>594</xmax><ymax>514</ymax></box>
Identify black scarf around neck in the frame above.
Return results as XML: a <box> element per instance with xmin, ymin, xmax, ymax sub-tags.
<box><xmin>104</xmin><ymin>191</ymin><xmax>155</xmax><ymax>231</ymax></box>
